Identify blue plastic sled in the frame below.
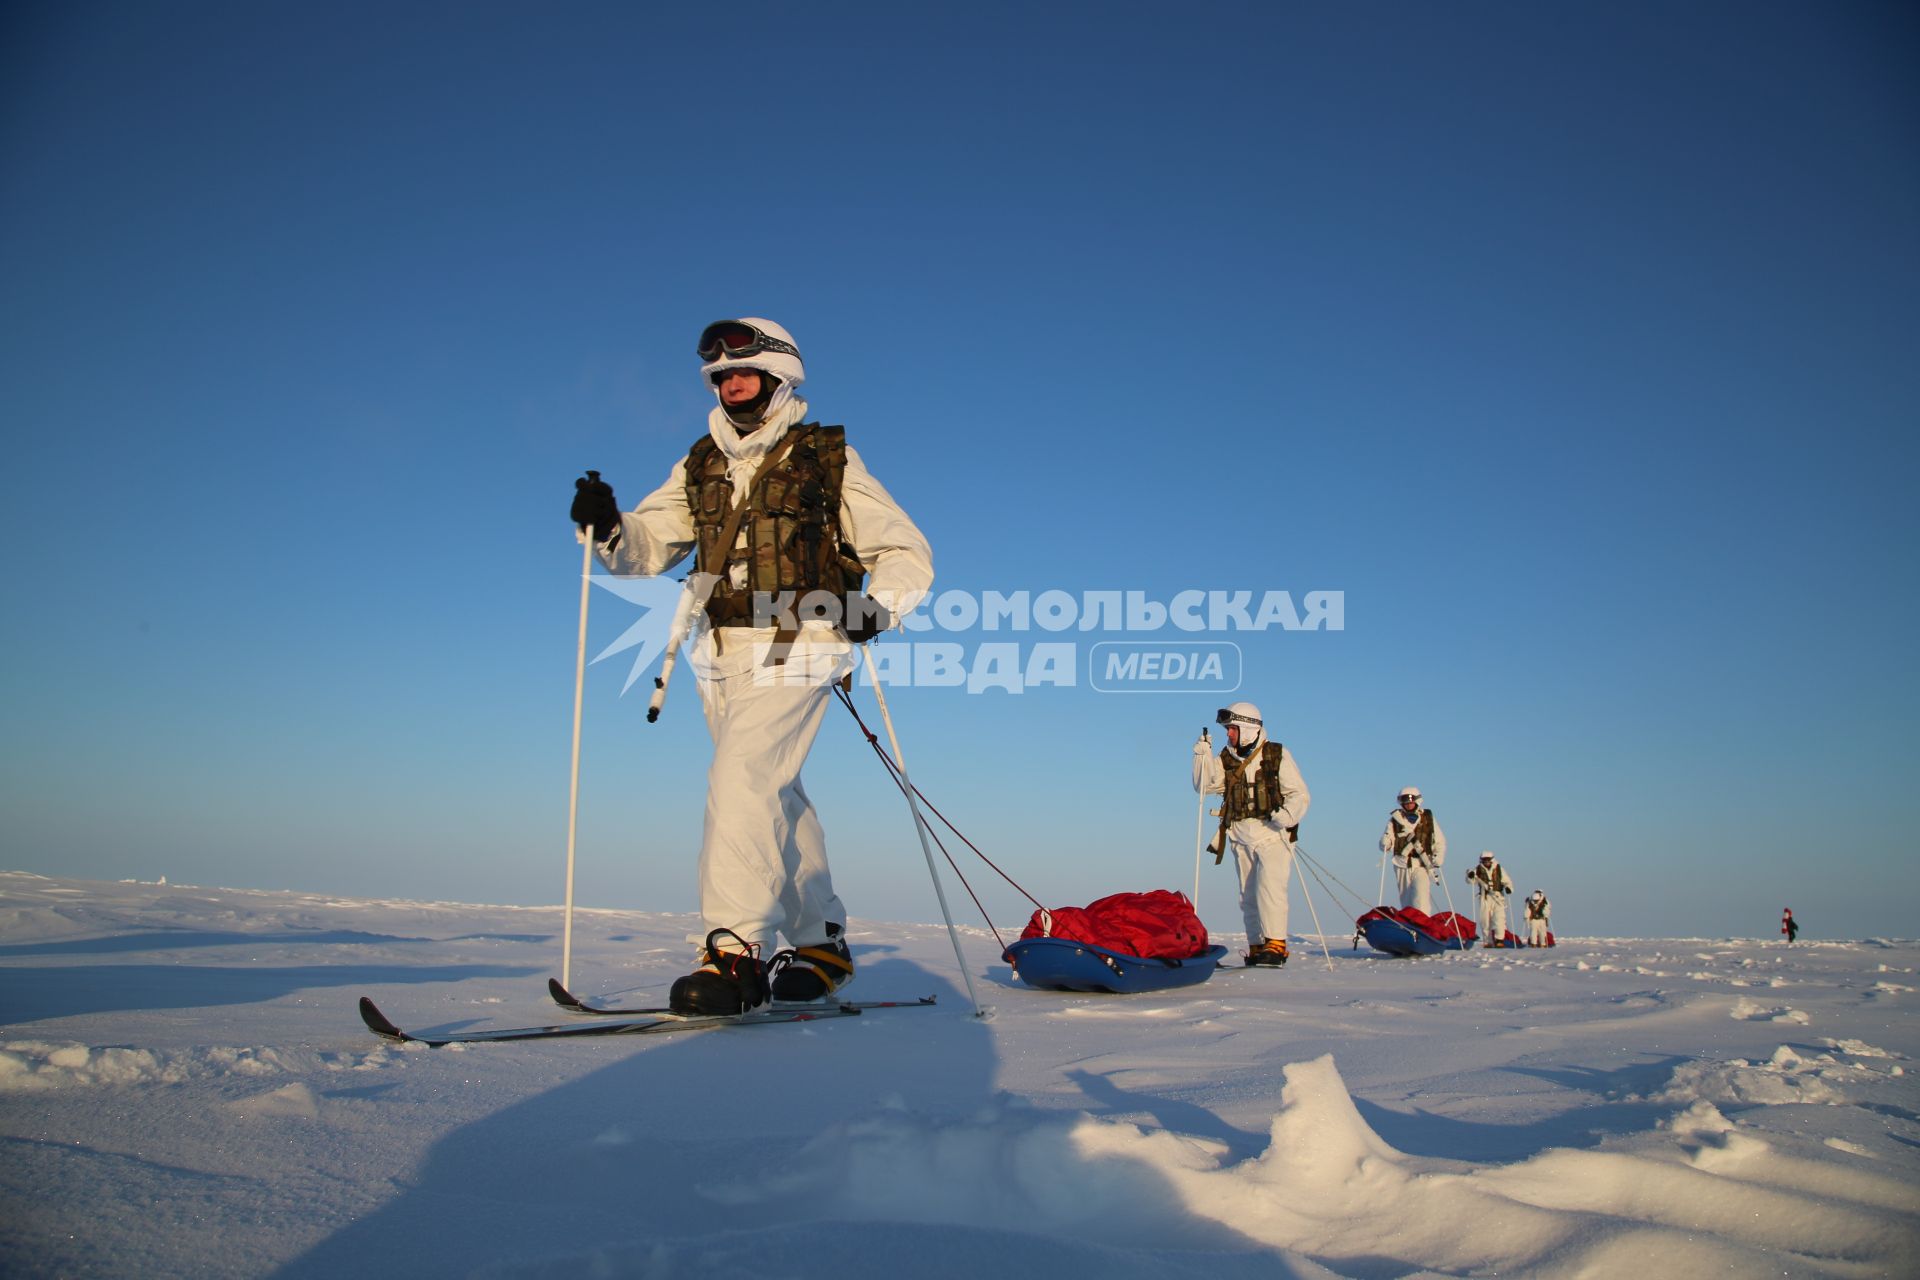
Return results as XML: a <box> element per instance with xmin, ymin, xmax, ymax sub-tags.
<box><xmin>1004</xmin><ymin>938</ymin><xmax>1230</xmax><ymax>994</ymax></box>
<box><xmin>1361</xmin><ymin>915</ymin><xmax>1475</xmax><ymax>957</ymax></box>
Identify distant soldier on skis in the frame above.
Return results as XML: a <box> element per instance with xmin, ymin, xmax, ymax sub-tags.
<box><xmin>1524</xmin><ymin>889</ymin><xmax>1551</xmax><ymax>947</ymax></box>
<box><xmin>569</xmin><ymin>318</ymin><xmax>933</xmax><ymax>1015</ymax></box>
<box><xmin>1466</xmin><ymin>851</ymin><xmax>1514</xmax><ymax>946</ymax></box>
<box><xmin>1782</xmin><ymin>908</ymin><xmax>1799</xmax><ymax>944</ymax></box>
<box><xmin>1381</xmin><ymin>786</ymin><xmax>1446</xmax><ymax>915</ymax></box>
<box><xmin>1192</xmin><ymin>702</ymin><xmax>1310</xmax><ymax>966</ymax></box>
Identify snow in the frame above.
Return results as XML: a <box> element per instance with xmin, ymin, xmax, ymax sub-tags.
<box><xmin>1</xmin><ymin>871</ymin><xmax>1915</xmax><ymax>1278</ymax></box>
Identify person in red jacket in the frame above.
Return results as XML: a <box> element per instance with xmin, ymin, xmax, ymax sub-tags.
<box><xmin>1782</xmin><ymin>908</ymin><xmax>1799</xmax><ymax>944</ymax></box>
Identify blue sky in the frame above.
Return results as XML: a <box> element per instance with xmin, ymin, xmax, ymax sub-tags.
<box><xmin>3</xmin><ymin>1</ymin><xmax>1915</xmax><ymax>939</ymax></box>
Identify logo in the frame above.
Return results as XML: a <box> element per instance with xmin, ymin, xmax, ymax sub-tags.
<box><xmin>1089</xmin><ymin>641</ymin><xmax>1242</xmax><ymax>693</ymax></box>
<box><xmin>588</xmin><ymin>575</ymin><xmax>684</xmax><ymax>693</ymax></box>
<box><xmin>580</xmin><ymin>580</ymin><xmax>1337</xmax><ymax>697</ymax></box>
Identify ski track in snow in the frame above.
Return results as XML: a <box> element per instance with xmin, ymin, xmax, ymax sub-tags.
<box><xmin>0</xmin><ymin>871</ymin><xmax>1916</xmax><ymax>1279</ymax></box>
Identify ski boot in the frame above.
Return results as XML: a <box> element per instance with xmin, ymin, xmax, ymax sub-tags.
<box><xmin>1244</xmin><ymin>937</ymin><xmax>1289</xmax><ymax>967</ymax></box>
<box><xmin>669</xmin><ymin>928</ymin><xmax>769</xmax><ymax>1015</ymax></box>
<box><xmin>769</xmin><ymin>922</ymin><xmax>855</xmax><ymax>1002</ymax></box>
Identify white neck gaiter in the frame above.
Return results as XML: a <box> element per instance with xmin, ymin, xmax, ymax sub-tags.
<box><xmin>705</xmin><ymin>395</ymin><xmax>810</xmax><ymax>491</ymax></box>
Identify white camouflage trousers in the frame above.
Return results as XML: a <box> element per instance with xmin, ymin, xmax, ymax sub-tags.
<box><xmin>1395</xmin><ymin>859</ymin><xmax>1435</xmax><ymax>914</ymax></box>
<box><xmin>1228</xmin><ymin>818</ymin><xmax>1293</xmax><ymax>949</ymax></box>
<box><xmin>1477</xmin><ymin>889</ymin><xmax>1509</xmax><ymax>944</ymax></box>
<box><xmin>692</xmin><ymin>626</ymin><xmax>853</xmax><ymax>953</ymax></box>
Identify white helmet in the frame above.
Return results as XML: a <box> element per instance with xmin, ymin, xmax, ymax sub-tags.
<box><xmin>1479</xmin><ymin>851</ymin><xmax>1495</xmax><ymax>862</ymax></box>
<box><xmin>697</xmin><ymin>317</ymin><xmax>806</xmax><ymax>423</ymax></box>
<box><xmin>1398</xmin><ymin>786</ymin><xmax>1422</xmax><ymax>804</ymax></box>
<box><xmin>1215</xmin><ymin>701</ymin><xmax>1264</xmax><ymax>752</ymax></box>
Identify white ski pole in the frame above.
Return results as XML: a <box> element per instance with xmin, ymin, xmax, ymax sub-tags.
<box><xmin>860</xmin><ymin>646</ymin><xmax>985</xmax><ymax>1018</ymax></box>
<box><xmin>1436</xmin><ymin>866</ymin><xmax>1467</xmax><ymax>947</ymax></box>
<box><xmin>1191</xmin><ymin>728</ymin><xmax>1210</xmax><ymax>912</ymax></box>
<box><xmin>562</xmin><ymin>530</ymin><xmax>595</xmax><ymax>990</ymax></box>
<box><xmin>1292</xmin><ymin>843</ymin><xmax>1336</xmax><ymax>972</ymax></box>
<box><xmin>646</xmin><ymin>572</ymin><xmax>715</xmax><ymax>723</ymax></box>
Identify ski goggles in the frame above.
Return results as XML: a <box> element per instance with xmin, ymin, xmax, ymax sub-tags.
<box><xmin>697</xmin><ymin>320</ymin><xmax>800</xmax><ymax>363</ymax></box>
<box><xmin>1215</xmin><ymin>708</ymin><xmax>1261</xmax><ymax>727</ymax></box>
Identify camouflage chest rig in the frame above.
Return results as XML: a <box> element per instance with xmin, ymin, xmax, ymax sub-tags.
<box><xmin>683</xmin><ymin>423</ymin><xmax>866</xmax><ymax>633</ymax></box>
<box><xmin>1390</xmin><ymin>809</ymin><xmax>1438</xmax><ymax>864</ymax></box>
<box><xmin>1210</xmin><ymin>741</ymin><xmax>1300</xmax><ymax>861</ymax></box>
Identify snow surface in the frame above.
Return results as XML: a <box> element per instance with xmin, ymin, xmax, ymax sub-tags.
<box><xmin>1</xmin><ymin>871</ymin><xmax>1915</xmax><ymax>1278</ymax></box>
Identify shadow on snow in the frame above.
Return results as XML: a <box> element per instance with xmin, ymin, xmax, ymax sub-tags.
<box><xmin>273</xmin><ymin>957</ymin><xmax>1313</xmax><ymax>1280</ymax></box>
<box><xmin>0</xmin><ymin>929</ymin><xmax>553</xmax><ymax>958</ymax></box>
<box><xmin>0</xmin><ymin>962</ymin><xmax>542</xmax><ymax>1024</ymax></box>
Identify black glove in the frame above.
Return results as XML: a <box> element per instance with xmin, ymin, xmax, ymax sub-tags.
<box><xmin>571</xmin><ymin>471</ymin><xmax>620</xmax><ymax>542</ymax></box>
<box><xmin>841</xmin><ymin>597</ymin><xmax>892</xmax><ymax>645</ymax></box>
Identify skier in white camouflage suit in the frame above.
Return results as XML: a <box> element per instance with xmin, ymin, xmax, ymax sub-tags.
<box><xmin>569</xmin><ymin>318</ymin><xmax>933</xmax><ymax>1015</ymax></box>
<box><xmin>1381</xmin><ymin>786</ymin><xmax>1446</xmax><ymax>915</ymax></box>
<box><xmin>1192</xmin><ymin>702</ymin><xmax>1310</xmax><ymax>966</ymax></box>
<box><xmin>1524</xmin><ymin>889</ymin><xmax>1551</xmax><ymax>946</ymax></box>
<box><xmin>1466</xmin><ymin>851</ymin><xmax>1514</xmax><ymax>946</ymax></box>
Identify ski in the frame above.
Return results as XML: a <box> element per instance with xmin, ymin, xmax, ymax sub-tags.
<box><xmin>362</xmin><ymin>997</ymin><xmax>836</xmax><ymax>1046</ymax></box>
<box><xmin>546</xmin><ymin>977</ymin><xmax>936</xmax><ymax>1018</ymax></box>
<box><xmin>359</xmin><ymin>992</ymin><xmax>935</xmax><ymax>1047</ymax></box>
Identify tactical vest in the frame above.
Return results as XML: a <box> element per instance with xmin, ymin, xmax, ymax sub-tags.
<box><xmin>1218</xmin><ymin>742</ymin><xmax>1300</xmax><ymax>840</ymax></box>
<box><xmin>683</xmin><ymin>424</ymin><xmax>865</xmax><ymax>627</ymax></box>
<box><xmin>1527</xmin><ymin>896</ymin><xmax>1550</xmax><ymax>921</ymax></box>
<box><xmin>1390</xmin><ymin>809</ymin><xmax>1437</xmax><ymax>860</ymax></box>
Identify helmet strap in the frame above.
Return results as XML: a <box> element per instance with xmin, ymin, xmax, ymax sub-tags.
<box><xmin>719</xmin><ymin>374</ymin><xmax>778</xmax><ymax>424</ymax></box>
